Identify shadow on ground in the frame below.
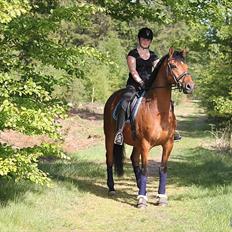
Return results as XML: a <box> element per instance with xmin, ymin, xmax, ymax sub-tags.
<box><xmin>38</xmin><ymin>145</ymin><xmax>232</xmax><ymax>205</ymax></box>
<box><xmin>1</xmin><ymin>145</ymin><xmax>230</xmax><ymax>206</ymax></box>
<box><xmin>168</xmin><ymin>147</ymin><xmax>232</xmax><ymax>187</ymax></box>
<box><xmin>39</xmin><ymin>159</ymin><xmax>139</xmax><ymax>207</ymax></box>
<box><xmin>177</xmin><ymin>115</ymin><xmax>212</xmax><ymax>138</ymax></box>
<box><xmin>0</xmin><ymin>178</ymin><xmax>42</xmax><ymax>206</ymax></box>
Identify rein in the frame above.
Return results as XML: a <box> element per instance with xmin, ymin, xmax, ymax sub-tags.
<box><xmin>167</xmin><ymin>62</ymin><xmax>191</xmax><ymax>90</ymax></box>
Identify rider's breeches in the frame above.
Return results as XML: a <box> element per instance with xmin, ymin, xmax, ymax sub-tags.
<box><xmin>121</xmin><ymin>85</ymin><xmax>137</xmax><ymax>111</ymax></box>
<box><xmin>116</xmin><ymin>109</ymin><xmax>125</xmax><ymax>131</ymax></box>
<box><xmin>116</xmin><ymin>85</ymin><xmax>137</xmax><ymax>131</ymax></box>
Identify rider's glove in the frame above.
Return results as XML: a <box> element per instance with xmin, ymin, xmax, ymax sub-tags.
<box><xmin>139</xmin><ymin>80</ymin><xmax>145</xmax><ymax>90</ymax></box>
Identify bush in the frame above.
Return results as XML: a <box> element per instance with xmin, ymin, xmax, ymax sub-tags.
<box><xmin>210</xmin><ymin>122</ymin><xmax>232</xmax><ymax>156</ymax></box>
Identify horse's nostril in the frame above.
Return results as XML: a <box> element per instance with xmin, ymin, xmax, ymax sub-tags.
<box><xmin>184</xmin><ymin>83</ymin><xmax>194</xmax><ymax>94</ymax></box>
<box><xmin>186</xmin><ymin>84</ymin><xmax>192</xmax><ymax>90</ymax></box>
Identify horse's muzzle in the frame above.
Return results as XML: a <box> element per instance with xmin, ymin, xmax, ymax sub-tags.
<box><xmin>183</xmin><ymin>82</ymin><xmax>194</xmax><ymax>94</ymax></box>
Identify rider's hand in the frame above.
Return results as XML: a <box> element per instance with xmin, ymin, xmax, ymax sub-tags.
<box><xmin>139</xmin><ymin>80</ymin><xmax>145</xmax><ymax>89</ymax></box>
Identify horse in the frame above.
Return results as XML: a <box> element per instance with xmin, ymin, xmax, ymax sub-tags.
<box><xmin>103</xmin><ymin>48</ymin><xmax>194</xmax><ymax>207</ymax></box>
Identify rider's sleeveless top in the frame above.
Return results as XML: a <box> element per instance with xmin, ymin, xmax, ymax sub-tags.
<box><xmin>126</xmin><ymin>48</ymin><xmax>158</xmax><ymax>89</ymax></box>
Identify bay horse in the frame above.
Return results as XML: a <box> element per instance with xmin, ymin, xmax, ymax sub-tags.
<box><xmin>103</xmin><ymin>48</ymin><xmax>194</xmax><ymax>207</ymax></box>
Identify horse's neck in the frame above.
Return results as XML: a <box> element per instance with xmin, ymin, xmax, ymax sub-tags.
<box><xmin>148</xmin><ymin>62</ymin><xmax>172</xmax><ymax>112</ymax></box>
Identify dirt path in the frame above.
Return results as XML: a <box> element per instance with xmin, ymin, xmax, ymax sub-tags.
<box><xmin>0</xmin><ymin>103</ymin><xmax>104</xmax><ymax>152</ymax></box>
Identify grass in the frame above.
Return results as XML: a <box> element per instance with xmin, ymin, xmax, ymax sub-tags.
<box><xmin>0</xmin><ymin>100</ymin><xmax>232</xmax><ymax>232</ymax></box>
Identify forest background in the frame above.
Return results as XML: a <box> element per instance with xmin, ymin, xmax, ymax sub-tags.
<box><xmin>0</xmin><ymin>0</ymin><xmax>231</xmax><ymax>184</ymax></box>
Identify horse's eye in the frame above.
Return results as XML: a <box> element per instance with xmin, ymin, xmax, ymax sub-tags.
<box><xmin>170</xmin><ymin>63</ymin><xmax>177</xmax><ymax>69</ymax></box>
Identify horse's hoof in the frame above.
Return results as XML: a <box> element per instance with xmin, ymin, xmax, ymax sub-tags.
<box><xmin>137</xmin><ymin>195</ymin><xmax>147</xmax><ymax>208</ymax></box>
<box><xmin>108</xmin><ymin>190</ymin><xmax>116</xmax><ymax>196</ymax></box>
<box><xmin>154</xmin><ymin>194</ymin><xmax>168</xmax><ymax>206</ymax></box>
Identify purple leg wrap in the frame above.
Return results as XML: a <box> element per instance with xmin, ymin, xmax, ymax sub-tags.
<box><xmin>138</xmin><ymin>174</ymin><xmax>147</xmax><ymax>196</ymax></box>
<box><xmin>158</xmin><ymin>167</ymin><xmax>167</xmax><ymax>194</ymax></box>
<box><xmin>107</xmin><ymin>167</ymin><xmax>115</xmax><ymax>191</ymax></box>
<box><xmin>133</xmin><ymin>166</ymin><xmax>141</xmax><ymax>189</ymax></box>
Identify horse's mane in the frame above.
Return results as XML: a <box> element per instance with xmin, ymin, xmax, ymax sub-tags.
<box><xmin>150</xmin><ymin>54</ymin><xmax>168</xmax><ymax>83</ymax></box>
<box><xmin>147</xmin><ymin>51</ymin><xmax>186</xmax><ymax>88</ymax></box>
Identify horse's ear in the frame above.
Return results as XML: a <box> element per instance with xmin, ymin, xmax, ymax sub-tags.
<box><xmin>181</xmin><ymin>48</ymin><xmax>188</xmax><ymax>58</ymax></box>
<box><xmin>169</xmin><ymin>47</ymin><xmax>174</xmax><ymax>58</ymax></box>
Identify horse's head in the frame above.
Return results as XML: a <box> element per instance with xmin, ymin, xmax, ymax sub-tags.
<box><xmin>166</xmin><ymin>48</ymin><xmax>194</xmax><ymax>94</ymax></box>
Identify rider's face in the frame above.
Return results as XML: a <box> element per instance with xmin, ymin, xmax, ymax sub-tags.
<box><xmin>139</xmin><ymin>38</ymin><xmax>152</xmax><ymax>49</ymax></box>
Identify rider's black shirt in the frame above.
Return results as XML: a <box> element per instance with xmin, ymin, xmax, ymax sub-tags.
<box><xmin>126</xmin><ymin>48</ymin><xmax>158</xmax><ymax>89</ymax></box>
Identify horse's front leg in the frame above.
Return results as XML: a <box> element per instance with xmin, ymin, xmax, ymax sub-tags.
<box><xmin>136</xmin><ymin>144</ymin><xmax>149</xmax><ymax>208</ymax></box>
<box><xmin>156</xmin><ymin>139</ymin><xmax>174</xmax><ymax>206</ymax></box>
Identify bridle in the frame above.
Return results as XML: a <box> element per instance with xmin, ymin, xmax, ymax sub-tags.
<box><xmin>149</xmin><ymin>55</ymin><xmax>192</xmax><ymax>91</ymax></box>
<box><xmin>167</xmin><ymin>59</ymin><xmax>191</xmax><ymax>91</ymax></box>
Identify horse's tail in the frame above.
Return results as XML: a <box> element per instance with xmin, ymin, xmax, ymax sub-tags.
<box><xmin>113</xmin><ymin>144</ymin><xmax>125</xmax><ymax>176</ymax></box>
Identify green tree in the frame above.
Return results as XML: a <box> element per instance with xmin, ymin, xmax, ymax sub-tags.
<box><xmin>0</xmin><ymin>0</ymin><xmax>110</xmax><ymax>184</ymax></box>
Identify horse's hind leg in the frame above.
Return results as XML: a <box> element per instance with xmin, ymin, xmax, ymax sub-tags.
<box><xmin>106</xmin><ymin>137</ymin><xmax>115</xmax><ymax>195</ymax></box>
<box><xmin>130</xmin><ymin>147</ymin><xmax>141</xmax><ymax>189</ymax></box>
<box><xmin>156</xmin><ymin>139</ymin><xmax>174</xmax><ymax>206</ymax></box>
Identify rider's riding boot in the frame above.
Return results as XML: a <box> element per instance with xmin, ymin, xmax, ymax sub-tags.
<box><xmin>114</xmin><ymin>109</ymin><xmax>126</xmax><ymax>145</ymax></box>
<box><xmin>174</xmin><ymin>131</ymin><xmax>182</xmax><ymax>141</ymax></box>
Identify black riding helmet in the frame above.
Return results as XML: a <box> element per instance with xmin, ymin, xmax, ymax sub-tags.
<box><xmin>138</xmin><ymin>27</ymin><xmax>153</xmax><ymax>40</ymax></box>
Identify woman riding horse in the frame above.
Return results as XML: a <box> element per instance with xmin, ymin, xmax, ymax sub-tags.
<box><xmin>114</xmin><ymin>27</ymin><xmax>181</xmax><ymax>145</ymax></box>
<box><xmin>104</xmin><ymin>39</ymin><xmax>194</xmax><ymax>207</ymax></box>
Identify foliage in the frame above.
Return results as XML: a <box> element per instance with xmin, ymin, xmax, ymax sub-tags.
<box><xmin>90</xmin><ymin>0</ymin><xmax>171</xmax><ymax>23</ymax></box>
<box><xmin>0</xmin><ymin>0</ymin><xmax>30</xmax><ymax>23</ymax></box>
<box><xmin>0</xmin><ymin>143</ymin><xmax>67</xmax><ymax>185</ymax></box>
<box><xmin>0</xmin><ymin>0</ymin><xmax>110</xmax><ymax>184</ymax></box>
<box><xmin>210</xmin><ymin>122</ymin><xmax>232</xmax><ymax>155</ymax></box>
<box><xmin>196</xmin><ymin>54</ymin><xmax>232</xmax><ymax>117</ymax></box>
<box><xmin>82</xmin><ymin>31</ymin><xmax>127</xmax><ymax>102</ymax></box>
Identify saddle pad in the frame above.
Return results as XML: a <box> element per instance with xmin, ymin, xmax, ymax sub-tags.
<box><xmin>112</xmin><ymin>91</ymin><xmax>145</xmax><ymax>122</ymax></box>
<box><xmin>130</xmin><ymin>91</ymin><xmax>145</xmax><ymax>122</ymax></box>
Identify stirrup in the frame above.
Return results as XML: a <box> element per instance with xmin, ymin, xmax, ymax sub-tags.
<box><xmin>114</xmin><ymin>131</ymin><xmax>123</xmax><ymax>145</ymax></box>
